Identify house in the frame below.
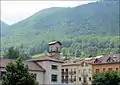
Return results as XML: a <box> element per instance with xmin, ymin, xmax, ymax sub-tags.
<box><xmin>92</xmin><ymin>54</ymin><xmax>120</xmax><ymax>74</ymax></box>
<box><xmin>61</xmin><ymin>58</ymin><xmax>94</xmax><ymax>85</ymax></box>
<box><xmin>0</xmin><ymin>58</ymin><xmax>45</xmax><ymax>84</ymax></box>
<box><xmin>0</xmin><ymin>41</ymin><xmax>64</xmax><ymax>85</ymax></box>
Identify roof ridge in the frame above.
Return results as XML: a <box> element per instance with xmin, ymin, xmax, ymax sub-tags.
<box><xmin>34</xmin><ymin>62</ymin><xmax>46</xmax><ymax>72</ymax></box>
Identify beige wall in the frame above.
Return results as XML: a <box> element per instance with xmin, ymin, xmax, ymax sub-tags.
<box><xmin>78</xmin><ymin>62</ymin><xmax>92</xmax><ymax>85</ymax></box>
<box><xmin>62</xmin><ymin>65</ymin><xmax>79</xmax><ymax>85</ymax></box>
<box><xmin>30</xmin><ymin>71</ymin><xmax>44</xmax><ymax>84</ymax></box>
<box><xmin>38</xmin><ymin>61</ymin><xmax>62</xmax><ymax>84</ymax></box>
<box><xmin>61</xmin><ymin>62</ymin><xmax>92</xmax><ymax>85</ymax></box>
<box><xmin>92</xmin><ymin>63</ymin><xmax>120</xmax><ymax>74</ymax></box>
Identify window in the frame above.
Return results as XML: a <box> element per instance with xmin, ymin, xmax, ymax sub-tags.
<box><xmin>116</xmin><ymin>68</ymin><xmax>118</xmax><ymax>71</ymax></box>
<box><xmin>51</xmin><ymin>65</ymin><xmax>58</xmax><ymax>70</ymax></box>
<box><xmin>70</xmin><ymin>76</ymin><xmax>73</xmax><ymax>82</ymax></box>
<box><xmin>65</xmin><ymin>75</ymin><xmax>68</xmax><ymax>83</ymax></box>
<box><xmin>89</xmin><ymin>69</ymin><xmax>91</xmax><ymax>74</ymax></box>
<box><xmin>89</xmin><ymin>77</ymin><xmax>91</xmax><ymax>81</ymax></box>
<box><xmin>62</xmin><ymin>76</ymin><xmax>64</xmax><ymax>83</ymax></box>
<box><xmin>108</xmin><ymin>68</ymin><xmax>112</xmax><ymax>71</ymax></box>
<box><xmin>81</xmin><ymin>63</ymin><xmax>84</xmax><ymax>67</ymax></box>
<box><xmin>96</xmin><ymin>69</ymin><xmax>100</xmax><ymax>73</ymax></box>
<box><xmin>50</xmin><ymin>47</ymin><xmax>52</xmax><ymax>52</ymax></box>
<box><xmin>62</xmin><ymin>69</ymin><xmax>64</xmax><ymax>74</ymax></box>
<box><xmin>74</xmin><ymin>68</ymin><xmax>76</xmax><ymax>74</ymax></box>
<box><xmin>86</xmin><ymin>63</ymin><xmax>88</xmax><ymax>66</ymax></box>
<box><xmin>83</xmin><ymin>77</ymin><xmax>87</xmax><ymax>83</ymax></box>
<box><xmin>103</xmin><ymin>68</ymin><xmax>105</xmax><ymax>72</ymax></box>
<box><xmin>79</xmin><ymin>77</ymin><xmax>81</xmax><ymax>81</ymax></box>
<box><xmin>71</xmin><ymin>69</ymin><xmax>72</xmax><ymax>74</ymax></box>
<box><xmin>83</xmin><ymin>69</ymin><xmax>87</xmax><ymax>76</ymax></box>
<box><xmin>74</xmin><ymin>76</ymin><xmax>76</xmax><ymax>81</ymax></box>
<box><xmin>66</xmin><ymin>69</ymin><xmax>68</xmax><ymax>74</ymax></box>
<box><xmin>51</xmin><ymin>74</ymin><xmax>57</xmax><ymax>82</ymax></box>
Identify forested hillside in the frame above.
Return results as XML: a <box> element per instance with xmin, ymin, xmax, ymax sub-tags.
<box><xmin>1</xmin><ymin>0</ymin><xmax>119</xmax><ymax>57</ymax></box>
<box><xmin>0</xmin><ymin>21</ymin><xmax>9</xmax><ymax>37</ymax></box>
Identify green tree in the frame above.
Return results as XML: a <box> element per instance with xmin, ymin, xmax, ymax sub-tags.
<box><xmin>3</xmin><ymin>46</ymin><xmax>30</xmax><ymax>60</ymax></box>
<box><xmin>92</xmin><ymin>71</ymin><xmax>120</xmax><ymax>85</ymax></box>
<box><xmin>1</xmin><ymin>57</ymin><xmax>38</xmax><ymax>85</ymax></box>
<box><xmin>4</xmin><ymin>46</ymin><xmax>20</xmax><ymax>59</ymax></box>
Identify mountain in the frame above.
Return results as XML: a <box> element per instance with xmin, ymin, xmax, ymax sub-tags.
<box><xmin>0</xmin><ymin>20</ymin><xmax>9</xmax><ymax>37</ymax></box>
<box><xmin>1</xmin><ymin>0</ymin><xmax>119</xmax><ymax>56</ymax></box>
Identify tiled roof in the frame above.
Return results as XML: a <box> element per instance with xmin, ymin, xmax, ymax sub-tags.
<box><xmin>0</xmin><ymin>58</ymin><xmax>45</xmax><ymax>72</ymax></box>
<box><xmin>93</xmin><ymin>54</ymin><xmax>120</xmax><ymax>65</ymax></box>
<box><xmin>85</xmin><ymin>58</ymin><xmax>95</xmax><ymax>64</ymax></box>
<box><xmin>0</xmin><ymin>58</ymin><xmax>15</xmax><ymax>68</ymax></box>
<box><xmin>27</xmin><ymin>56</ymin><xmax>64</xmax><ymax>63</ymax></box>
<box><xmin>62</xmin><ymin>58</ymin><xmax>84</xmax><ymax>66</ymax></box>
<box><xmin>25</xmin><ymin>61</ymin><xmax>45</xmax><ymax>72</ymax></box>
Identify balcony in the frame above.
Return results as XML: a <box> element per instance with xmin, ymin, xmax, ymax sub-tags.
<box><xmin>69</xmin><ymin>71</ymin><xmax>76</xmax><ymax>75</ymax></box>
<box><xmin>74</xmin><ymin>78</ymin><xmax>76</xmax><ymax>81</ymax></box>
<box><xmin>69</xmin><ymin>79</ymin><xmax>74</xmax><ymax>82</ymax></box>
<box><xmin>64</xmin><ymin>79</ymin><xmax>68</xmax><ymax>83</ymax></box>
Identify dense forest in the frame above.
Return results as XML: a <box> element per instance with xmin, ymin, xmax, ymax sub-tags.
<box><xmin>1</xmin><ymin>0</ymin><xmax>119</xmax><ymax>58</ymax></box>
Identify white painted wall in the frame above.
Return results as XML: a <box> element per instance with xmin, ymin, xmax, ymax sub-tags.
<box><xmin>37</xmin><ymin>61</ymin><xmax>62</xmax><ymax>84</ymax></box>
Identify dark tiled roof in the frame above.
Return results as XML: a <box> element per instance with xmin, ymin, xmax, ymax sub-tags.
<box><xmin>93</xmin><ymin>54</ymin><xmax>120</xmax><ymax>65</ymax></box>
<box><xmin>85</xmin><ymin>58</ymin><xmax>95</xmax><ymax>64</ymax></box>
<box><xmin>48</xmin><ymin>41</ymin><xmax>62</xmax><ymax>45</ymax></box>
<box><xmin>62</xmin><ymin>59</ymin><xmax>84</xmax><ymax>66</ymax></box>
<box><xmin>0</xmin><ymin>58</ymin><xmax>15</xmax><ymax>68</ymax></box>
<box><xmin>25</xmin><ymin>61</ymin><xmax>45</xmax><ymax>72</ymax></box>
<box><xmin>27</xmin><ymin>56</ymin><xmax>64</xmax><ymax>63</ymax></box>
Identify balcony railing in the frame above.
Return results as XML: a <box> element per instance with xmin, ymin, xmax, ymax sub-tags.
<box><xmin>69</xmin><ymin>79</ymin><xmax>74</xmax><ymax>82</ymax></box>
<box><xmin>69</xmin><ymin>71</ymin><xmax>76</xmax><ymax>75</ymax></box>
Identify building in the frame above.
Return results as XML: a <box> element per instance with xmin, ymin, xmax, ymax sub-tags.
<box><xmin>61</xmin><ymin>58</ymin><xmax>94</xmax><ymax>85</ymax></box>
<box><xmin>78</xmin><ymin>58</ymin><xmax>94</xmax><ymax>85</ymax></box>
<box><xmin>0</xmin><ymin>58</ymin><xmax>45</xmax><ymax>84</ymax></box>
<box><xmin>0</xmin><ymin>41</ymin><xmax>64</xmax><ymax>85</ymax></box>
<box><xmin>61</xmin><ymin>59</ymin><xmax>82</xmax><ymax>84</ymax></box>
<box><xmin>92</xmin><ymin>54</ymin><xmax>120</xmax><ymax>74</ymax></box>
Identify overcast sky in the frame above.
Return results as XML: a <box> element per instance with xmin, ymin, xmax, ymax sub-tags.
<box><xmin>1</xmin><ymin>1</ymin><xmax>96</xmax><ymax>25</ymax></box>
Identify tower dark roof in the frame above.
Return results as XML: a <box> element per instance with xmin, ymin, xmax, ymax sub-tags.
<box><xmin>48</xmin><ymin>41</ymin><xmax>62</xmax><ymax>45</ymax></box>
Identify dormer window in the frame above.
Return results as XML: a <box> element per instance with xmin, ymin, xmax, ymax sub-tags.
<box><xmin>81</xmin><ymin>63</ymin><xmax>84</xmax><ymax>67</ymax></box>
<box><xmin>107</xmin><ymin>57</ymin><xmax>114</xmax><ymax>63</ymax></box>
<box><xmin>86</xmin><ymin>63</ymin><xmax>88</xmax><ymax>66</ymax></box>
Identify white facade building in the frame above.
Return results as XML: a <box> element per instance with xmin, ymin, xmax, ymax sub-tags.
<box><xmin>0</xmin><ymin>41</ymin><xmax>63</xmax><ymax>85</ymax></box>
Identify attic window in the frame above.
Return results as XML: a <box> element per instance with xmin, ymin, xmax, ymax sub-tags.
<box><xmin>107</xmin><ymin>58</ymin><xmax>114</xmax><ymax>62</ymax></box>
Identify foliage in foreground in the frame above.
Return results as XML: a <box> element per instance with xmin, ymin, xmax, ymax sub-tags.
<box><xmin>1</xmin><ymin>57</ymin><xmax>38</xmax><ymax>85</ymax></box>
<box><xmin>92</xmin><ymin>71</ymin><xmax>120</xmax><ymax>85</ymax></box>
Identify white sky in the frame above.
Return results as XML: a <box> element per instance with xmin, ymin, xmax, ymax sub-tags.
<box><xmin>1</xmin><ymin>1</ymin><xmax>96</xmax><ymax>25</ymax></box>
